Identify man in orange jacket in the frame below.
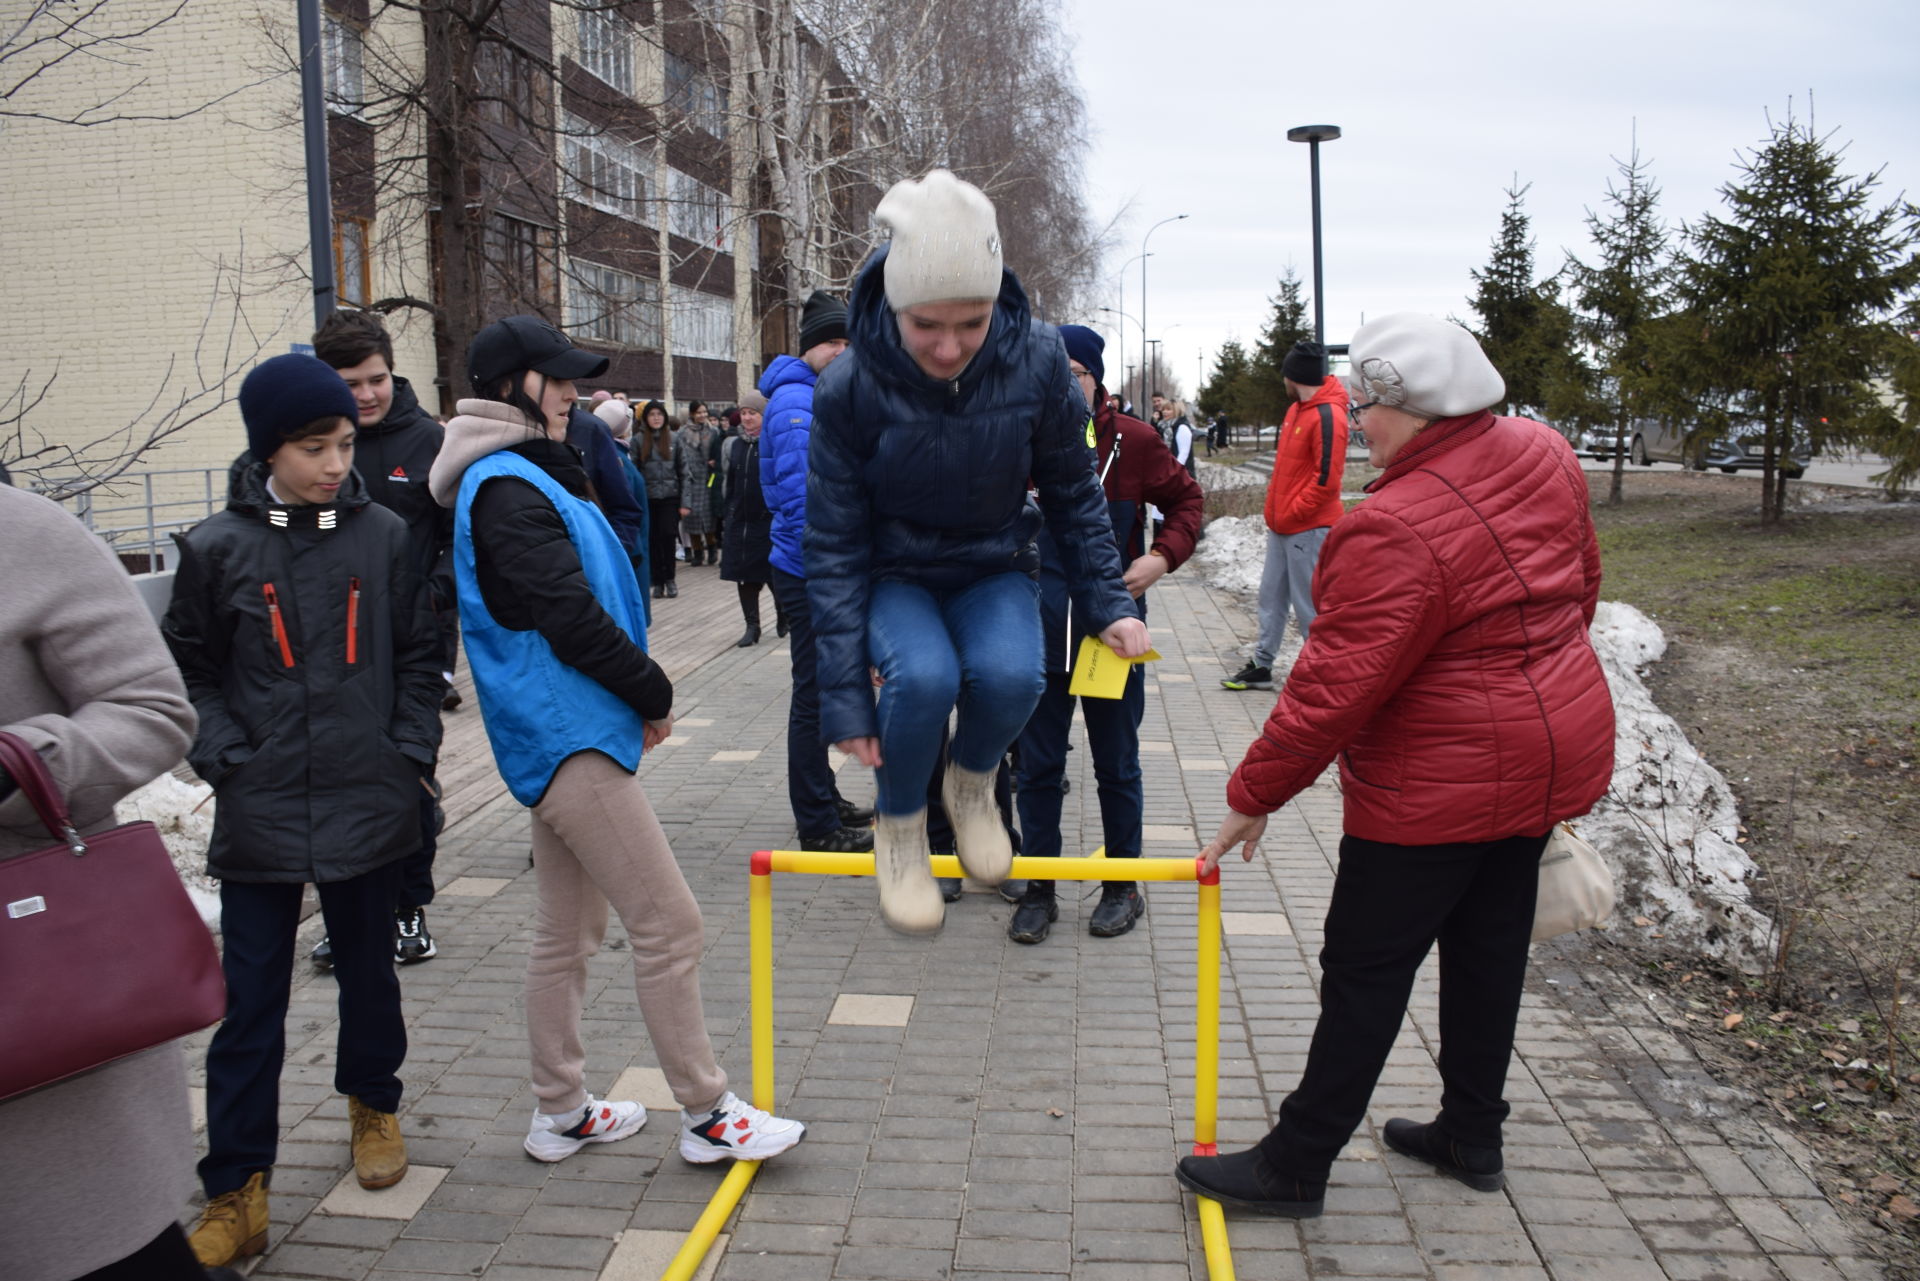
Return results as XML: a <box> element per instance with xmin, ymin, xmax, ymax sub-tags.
<box><xmin>1223</xmin><ymin>341</ymin><xmax>1348</xmax><ymax>690</ymax></box>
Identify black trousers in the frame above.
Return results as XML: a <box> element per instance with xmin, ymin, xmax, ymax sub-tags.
<box><xmin>76</xmin><ymin>1223</ymin><xmax>203</xmax><ymax>1280</ymax></box>
<box><xmin>1014</xmin><ymin>666</ymin><xmax>1146</xmax><ymax>865</ymax></box>
<box><xmin>771</xmin><ymin>569</ymin><xmax>839</xmax><ymax>839</ymax></box>
<box><xmin>200</xmin><ymin>862</ymin><xmax>406</xmax><ymax>1198</ymax></box>
<box><xmin>648</xmin><ymin>499</ymin><xmax>680</xmax><ymax>584</ymax></box>
<box><xmin>1257</xmin><ymin>830</ymin><xmax>1548</xmax><ymax>1180</ymax></box>
<box><xmin>397</xmin><ymin>777</ymin><xmax>439</xmax><ymax>911</ymax></box>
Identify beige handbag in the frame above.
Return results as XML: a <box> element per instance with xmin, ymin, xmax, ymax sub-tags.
<box><xmin>1531</xmin><ymin>821</ymin><xmax>1615</xmax><ymax>942</ymax></box>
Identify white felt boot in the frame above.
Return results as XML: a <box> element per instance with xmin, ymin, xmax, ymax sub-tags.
<box><xmin>942</xmin><ymin>762</ymin><xmax>1012</xmax><ymax>885</ymax></box>
<box><xmin>874</xmin><ymin>810</ymin><xmax>945</xmax><ymax>935</ymax></box>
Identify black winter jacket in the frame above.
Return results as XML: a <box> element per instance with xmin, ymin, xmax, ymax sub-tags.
<box><xmin>163</xmin><ymin>463</ymin><xmax>444</xmax><ymax>883</ymax></box>
<box><xmin>353</xmin><ymin>376</ymin><xmax>453</xmax><ymax>605</ymax></box>
<box><xmin>806</xmin><ymin>247</ymin><xmax>1139</xmax><ymax>744</ymax></box>
<box><xmin>718</xmin><ymin>434</ymin><xmax>773</xmax><ymax>584</ymax></box>
<box><xmin>466</xmin><ymin>438</ymin><xmax>673</xmax><ymax>722</ymax></box>
<box><xmin>568</xmin><ymin>407</ymin><xmax>647</xmax><ymax>555</ymax></box>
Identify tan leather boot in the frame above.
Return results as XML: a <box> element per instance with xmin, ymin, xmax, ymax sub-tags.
<box><xmin>349</xmin><ymin>1096</ymin><xmax>409</xmax><ymax>1189</ymax></box>
<box><xmin>188</xmin><ymin>1170</ymin><xmax>268</xmax><ymax>1266</ymax></box>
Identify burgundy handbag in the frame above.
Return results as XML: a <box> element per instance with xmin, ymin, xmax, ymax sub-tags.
<box><xmin>0</xmin><ymin>731</ymin><xmax>226</xmax><ymax>1101</ymax></box>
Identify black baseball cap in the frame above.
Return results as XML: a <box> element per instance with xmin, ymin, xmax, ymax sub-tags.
<box><xmin>467</xmin><ymin>314</ymin><xmax>610</xmax><ymax>393</ymax></box>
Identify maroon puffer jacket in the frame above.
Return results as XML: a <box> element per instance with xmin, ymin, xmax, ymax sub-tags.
<box><xmin>1225</xmin><ymin>411</ymin><xmax>1614</xmax><ymax>843</ymax></box>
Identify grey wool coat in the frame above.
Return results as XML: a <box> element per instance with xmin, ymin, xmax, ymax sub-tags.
<box><xmin>0</xmin><ymin>484</ymin><xmax>200</xmax><ymax>1280</ymax></box>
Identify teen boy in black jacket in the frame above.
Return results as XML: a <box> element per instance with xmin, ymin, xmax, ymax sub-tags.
<box><xmin>165</xmin><ymin>355</ymin><xmax>443</xmax><ymax>1268</ymax></box>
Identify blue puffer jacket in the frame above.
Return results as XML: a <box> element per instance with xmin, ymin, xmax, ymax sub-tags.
<box><xmin>806</xmin><ymin>247</ymin><xmax>1139</xmax><ymax>744</ymax></box>
<box><xmin>759</xmin><ymin>354</ymin><xmax>818</xmax><ymax>577</ymax></box>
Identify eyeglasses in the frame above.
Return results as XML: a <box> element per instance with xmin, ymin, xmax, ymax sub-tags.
<box><xmin>1351</xmin><ymin>400</ymin><xmax>1378</xmax><ymax>423</ymax></box>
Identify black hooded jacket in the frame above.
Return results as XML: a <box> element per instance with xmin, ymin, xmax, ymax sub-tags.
<box><xmin>163</xmin><ymin>462</ymin><xmax>444</xmax><ymax>883</ymax></box>
<box><xmin>352</xmin><ymin>375</ymin><xmax>454</xmax><ymax>609</ymax></box>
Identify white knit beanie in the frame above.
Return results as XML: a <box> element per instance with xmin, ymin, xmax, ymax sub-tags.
<box><xmin>875</xmin><ymin>169</ymin><xmax>1004</xmax><ymax>312</ymax></box>
<box><xmin>1346</xmin><ymin>313</ymin><xmax>1506</xmax><ymax>419</ymax></box>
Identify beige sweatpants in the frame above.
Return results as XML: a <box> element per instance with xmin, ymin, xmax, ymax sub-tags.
<box><xmin>527</xmin><ymin>750</ymin><xmax>727</xmax><ymax>1116</ymax></box>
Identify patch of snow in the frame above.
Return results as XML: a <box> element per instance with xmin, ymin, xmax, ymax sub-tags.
<box><xmin>1196</xmin><ymin>459</ymin><xmax>1264</xmax><ymax>491</ymax></box>
<box><xmin>1581</xmin><ymin>602</ymin><xmax>1773</xmax><ymax>970</ymax></box>
<box><xmin>116</xmin><ymin>773</ymin><xmax>220</xmax><ymax>930</ymax></box>
<box><xmin>1191</xmin><ymin>514</ymin><xmax>1266</xmax><ymax>597</ymax></box>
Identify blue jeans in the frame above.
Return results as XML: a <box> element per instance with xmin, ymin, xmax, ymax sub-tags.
<box><xmin>867</xmin><ymin>572</ymin><xmax>1044</xmax><ymax>816</ymax></box>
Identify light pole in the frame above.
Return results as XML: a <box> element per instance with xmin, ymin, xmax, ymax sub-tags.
<box><xmin>1140</xmin><ymin>214</ymin><xmax>1188</xmax><ymax>397</ymax></box>
<box><xmin>1113</xmin><ymin>253</ymin><xmax>1151</xmax><ymax>405</ymax></box>
<box><xmin>1099</xmin><ymin>306</ymin><xmax>1143</xmax><ymax>406</ymax></box>
<box><xmin>1286</xmin><ymin>124</ymin><xmax>1341</xmax><ymax>348</ymax></box>
<box><xmin>1144</xmin><ymin>338</ymin><xmax>1164</xmax><ymax>408</ymax></box>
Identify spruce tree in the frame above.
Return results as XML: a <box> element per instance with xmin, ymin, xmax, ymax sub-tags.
<box><xmin>1674</xmin><ymin>108</ymin><xmax>1920</xmax><ymax>522</ymax></box>
<box><xmin>1565</xmin><ymin>138</ymin><xmax>1672</xmax><ymax>505</ymax></box>
<box><xmin>1198</xmin><ymin>337</ymin><xmax>1255</xmax><ymax>430</ymax></box>
<box><xmin>1248</xmin><ymin>268</ymin><xmax>1313</xmax><ymax>426</ymax></box>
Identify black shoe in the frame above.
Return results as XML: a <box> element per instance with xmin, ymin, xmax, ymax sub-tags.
<box><xmin>775</xmin><ymin>616</ymin><xmax>790</xmax><ymax>638</ymax></box>
<box><xmin>395</xmin><ymin>906</ymin><xmax>437</xmax><ymax>964</ymax></box>
<box><xmin>1007</xmin><ymin>889</ymin><xmax>1056</xmax><ymax>944</ymax></box>
<box><xmin>1175</xmin><ymin>1147</ymin><xmax>1324</xmax><ymax>1217</ymax></box>
<box><xmin>441</xmin><ymin>685</ymin><xmax>463</xmax><ymax>712</ymax></box>
<box><xmin>664</xmin><ymin>582</ymin><xmax>678</xmax><ymax>598</ymax></box>
<box><xmin>1382</xmin><ymin>1118</ymin><xmax>1504</xmax><ymax>1192</ymax></box>
<box><xmin>310</xmin><ymin>935</ymin><xmax>334</xmax><ymax>970</ymax></box>
<box><xmin>834</xmin><ymin>797</ymin><xmax>875</xmax><ymax>827</ymax></box>
<box><xmin>996</xmin><ymin>878</ymin><xmax>1026</xmax><ymax>904</ymax></box>
<box><xmin>736</xmin><ymin>626</ymin><xmax>761</xmax><ymax>647</ymax></box>
<box><xmin>652</xmin><ymin>584</ymin><xmax>665</xmax><ymax>599</ymax></box>
<box><xmin>1221</xmin><ymin>663</ymin><xmax>1272</xmax><ymax>691</ymax></box>
<box><xmin>1089</xmin><ymin>882</ymin><xmax>1144</xmax><ymax>937</ymax></box>
<box><xmin>938</xmin><ymin>877</ymin><xmax>965</xmax><ymax>903</ymax></box>
<box><xmin>799</xmin><ymin>825</ymin><xmax>875</xmax><ymax>853</ymax></box>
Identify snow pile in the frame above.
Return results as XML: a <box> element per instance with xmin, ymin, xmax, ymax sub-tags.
<box><xmin>1191</xmin><ymin>514</ymin><xmax>1266</xmax><ymax>597</ymax></box>
<box><xmin>1196</xmin><ymin>459</ymin><xmax>1263</xmax><ymax>491</ymax></box>
<box><xmin>1581</xmin><ymin>602</ymin><xmax>1774</xmax><ymax>969</ymax></box>
<box><xmin>115</xmin><ymin>773</ymin><xmax>220</xmax><ymax>928</ymax></box>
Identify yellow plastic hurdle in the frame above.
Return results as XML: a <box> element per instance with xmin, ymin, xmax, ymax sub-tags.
<box><xmin>658</xmin><ymin>850</ymin><xmax>1235</xmax><ymax>1281</ymax></box>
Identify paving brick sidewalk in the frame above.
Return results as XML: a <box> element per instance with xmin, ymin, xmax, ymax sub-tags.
<box><xmin>184</xmin><ymin>570</ymin><xmax>1887</xmax><ymax>1280</ymax></box>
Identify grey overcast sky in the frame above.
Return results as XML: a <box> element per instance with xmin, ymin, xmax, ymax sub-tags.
<box><xmin>1060</xmin><ymin>0</ymin><xmax>1920</xmax><ymax>400</ymax></box>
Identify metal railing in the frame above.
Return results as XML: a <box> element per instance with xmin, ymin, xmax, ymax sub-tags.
<box><xmin>42</xmin><ymin>467</ymin><xmax>228</xmax><ymax>571</ymax></box>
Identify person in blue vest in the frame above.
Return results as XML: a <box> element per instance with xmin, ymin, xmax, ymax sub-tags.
<box><xmin>428</xmin><ymin>315</ymin><xmax>804</xmax><ymax>1168</ymax></box>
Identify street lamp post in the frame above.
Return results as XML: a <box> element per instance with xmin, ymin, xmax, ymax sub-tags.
<box><xmin>1140</xmin><ymin>214</ymin><xmax>1188</xmax><ymax>397</ymax></box>
<box><xmin>1144</xmin><ymin>338</ymin><xmax>1163</xmax><ymax>408</ymax></box>
<box><xmin>1286</xmin><ymin>124</ymin><xmax>1341</xmax><ymax>348</ymax></box>
<box><xmin>1114</xmin><ymin>253</ymin><xmax>1151</xmax><ymax>407</ymax></box>
<box><xmin>297</xmin><ymin>0</ymin><xmax>337</xmax><ymax>327</ymax></box>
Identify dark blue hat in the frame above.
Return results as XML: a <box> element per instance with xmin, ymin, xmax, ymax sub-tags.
<box><xmin>1058</xmin><ymin>325</ymin><xmax>1105</xmax><ymax>386</ymax></box>
<box><xmin>238</xmin><ymin>353</ymin><xmax>358</xmax><ymax>462</ymax></box>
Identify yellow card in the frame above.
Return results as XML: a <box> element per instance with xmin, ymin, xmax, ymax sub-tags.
<box><xmin>1067</xmin><ymin>635</ymin><xmax>1162</xmax><ymax>699</ymax></box>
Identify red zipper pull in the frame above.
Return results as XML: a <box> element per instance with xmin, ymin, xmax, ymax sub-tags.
<box><xmin>346</xmin><ymin>577</ymin><xmax>361</xmax><ymax>665</ymax></box>
<box><xmin>262</xmin><ymin>584</ymin><xmax>295</xmax><ymax>668</ymax></box>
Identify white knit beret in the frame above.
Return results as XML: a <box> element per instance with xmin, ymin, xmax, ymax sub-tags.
<box><xmin>875</xmin><ymin>169</ymin><xmax>1004</xmax><ymax>312</ymax></box>
<box><xmin>1347</xmin><ymin>313</ymin><xmax>1506</xmax><ymax>419</ymax></box>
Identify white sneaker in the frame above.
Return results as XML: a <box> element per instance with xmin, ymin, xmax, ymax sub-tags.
<box><xmin>679</xmin><ymin>1091</ymin><xmax>806</xmax><ymax>1164</ymax></box>
<box><xmin>523</xmin><ymin>1096</ymin><xmax>646</xmax><ymax>1162</ymax></box>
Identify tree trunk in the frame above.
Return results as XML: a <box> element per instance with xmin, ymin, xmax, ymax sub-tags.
<box><xmin>424</xmin><ymin>5</ymin><xmax>481</xmax><ymax>408</ymax></box>
<box><xmin>1607</xmin><ymin>412</ymin><xmax>1627</xmax><ymax>506</ymax></box>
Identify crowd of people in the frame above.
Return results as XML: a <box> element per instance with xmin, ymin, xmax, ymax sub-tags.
<box><xmin>0</xmin><ymin>167</ymin><xmax>1614</xmax><ymax>1278</ymax></box>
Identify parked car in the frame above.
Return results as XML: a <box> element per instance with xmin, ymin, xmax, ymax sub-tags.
<box><xmin>1574</xmin><ymin>426</ymin><xmax>1629</xmax><ymax>460</ymax></box>
<box><xmin>1628</xmin><ymin>417</ymin><xmax>1810</xmax><ymax>478</ymax></box>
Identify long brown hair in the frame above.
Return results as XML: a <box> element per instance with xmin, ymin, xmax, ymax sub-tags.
<box><xmin>632</xmin><ymin>399</ymin><xmax>674</xmax><ymax>461</ymax></box>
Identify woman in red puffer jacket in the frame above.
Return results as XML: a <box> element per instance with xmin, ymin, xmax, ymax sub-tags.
<box><xmin>1177</xmin><ymin>313</ymin><xmax>1614</xmax><ymax>1219</ymax></box>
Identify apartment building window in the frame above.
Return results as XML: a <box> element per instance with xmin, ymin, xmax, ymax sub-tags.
<box><xmin>686</xmin><ymin>0</ymin><xmax>725</xmax><ymax>26</ymax></box>
<box><xmin>323</xmin><ymin>13</ymin><xmax>366</xmax><ymax>117</ymax></box>
<box><xmin>475</xmin><ymin>38</ymin><xmax>540</xmax><ymax>127</ymax></box>
<box><xmin>668</xmin><ymin>168</ymin><xmax>727</xmax><ymax>250</ymax></box>
<box><xmin>559</xmin><ymin>114</ymin><xmax>650</xmax><ymax>224</ymax></box>
<box><xmin>334</xmin><ymin>215</ymin><xmax>373</xmax><ymax>305</ymax></box>
<box><xmin>485</xmin><ymin>213</ymin><xmax>557</xmax><ymax>306</ymax></box>
<box><xmin>672</xmin><ymin>286</ymin><xmax>734</xmax><ymax>361</ymax></box>
<box><xmin>664</xmin><ymin>51</ymin><xmax>727</xmax><ymax>139</ymax></box>
<box><xmin>566</xmin><ymin>260</ymin><xmax>661</xmax><ymax>349</ymax></box>
<box><xmin>577</xmin><ymin>8</ymin><xmax>634</xmax><ymax>96</ymax></box>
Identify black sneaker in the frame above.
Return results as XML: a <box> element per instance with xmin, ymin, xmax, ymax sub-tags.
<box><xmin>1175</xmin><ymin>1147</ymin><xmax>1324</xmax><ymax>1217</ymax></box>
<box><xmin>441</xmin><ymin>685</ymin><xmax>463</xmax><ymax>712</ymax></box>
<box><xmin>1382</xmin><ymin>1118</ymin><xmax>1504</xmax><ymax>1192</ymax></box>
<box><xmin>1089</xmin><ymin>882</ymin><xmax>1144</xmax><ymax>937</ymax></box>
<box><xmin>799</xmin><ymin>825</ymin><xmax>875</xmax><ymax>853</ymax></box>
<box><xmin>835</xmin><ymin>797</ymin><xmax>875</xmax><ymax>827</ymax></box>
<box><xmin>1007</xmin><ymin>887</ymin><xmax>1057</xmax><ymax>944</ymax></box>
<box><xmin>938</xmin><ymin>877</ymin><xmax>965</xmax><ymax>903</ymax></box>
<box><xmin>996</xmin><ymin>878</ymin><xmax>1026</xmax><ymax>904</ymax></box>
<box><xmin>1221</xmin><ymin>663</ymin><xmax>1272</xmax><ymax>691</ymax></box>
<box><xmin>310</xmin><ymin>935</ymin><xmax>334</xmax><ymax>970</ymax></box>
<box><xmin>395</xmin><ymin>906</ymin><xmax>437</xmax><ymax>964</ymax></box>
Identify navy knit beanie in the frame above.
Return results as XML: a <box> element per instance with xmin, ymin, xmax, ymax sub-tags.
<box><xmin>239</xmin><ymin>353</ymin><xmax>358</xmax><ymax>461</ymax></box>
<box><xmin>1057</xmin><ymin>325</ymin><xmax>1105</xmax><ymax>386</ymax></box>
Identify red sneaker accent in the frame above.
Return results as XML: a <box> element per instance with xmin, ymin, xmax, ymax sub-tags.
<box><xmin>733</xmin><ymin>1117</ymin><xmax>750</xmax><ymax>1130</ymax></box>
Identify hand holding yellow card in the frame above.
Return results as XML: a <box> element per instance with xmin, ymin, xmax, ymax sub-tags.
<box><xmin>1067</xmin><ymin>635</ymin><xmax>1163</xmax><ymax>700</ymax></box>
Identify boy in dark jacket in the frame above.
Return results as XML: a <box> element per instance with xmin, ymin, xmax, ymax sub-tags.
<box><xmin>165</xmin><ymin>354</ymin><xmax>444</xmax><ymax>1268</ymax></box>
<box><xmin>312</xmin><ymin>309</ymin><xmax>453</xmax><ymax>966</ymax></box>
